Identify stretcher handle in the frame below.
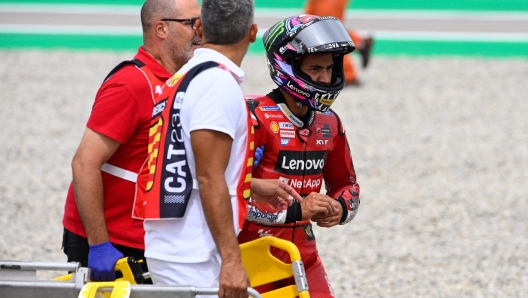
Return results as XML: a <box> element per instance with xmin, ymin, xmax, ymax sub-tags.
<box><xmin>123</xmin><ymin>285</ymin><xmax>262</xmax><ymax>298</ymax></box>
<box><xmin>183</xmin><ymin>287</ymin><xmax>262</xmax><ymax>298</ymax></box>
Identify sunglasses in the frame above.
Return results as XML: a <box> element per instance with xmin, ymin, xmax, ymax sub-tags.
<box><xmin>160</xmin><ymin>17</ymin><xmax>200</xmax><ymax>30</ymax></box>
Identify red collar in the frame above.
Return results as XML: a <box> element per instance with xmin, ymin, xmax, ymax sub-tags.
<box><xmin>134</xmin><ymin>46</ymin><xmax>173</xmax><ymax>80</ymax></box>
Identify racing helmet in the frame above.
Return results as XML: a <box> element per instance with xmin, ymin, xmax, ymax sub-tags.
<box><xmin>262</xmin><ymin>14</ymin><xmax>355</xmax><ymax>112</ymax></box>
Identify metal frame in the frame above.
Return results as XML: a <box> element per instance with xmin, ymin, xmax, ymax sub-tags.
<box><xmin>0</xmin><ymin>260</ymin><xmax>262</xmax><ymax>298</ymax></box>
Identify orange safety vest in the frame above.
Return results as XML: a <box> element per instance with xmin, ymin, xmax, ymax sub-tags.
<box><xmin>134</xmin><ymin>61</ymin><xmax>255</xmax><ymax>226</ymax></box>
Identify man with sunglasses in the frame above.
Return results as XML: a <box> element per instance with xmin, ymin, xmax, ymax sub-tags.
<box><xmin>61</xmin><ymin>0</ymin><xmax>201</xmax><ymax>282</ymax></box>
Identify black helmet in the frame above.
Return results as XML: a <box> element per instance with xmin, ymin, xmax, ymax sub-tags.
<box><xmin>263</xmin><ymin>14</ymin><xmax>355</xmax><ymax>112</ymax></box>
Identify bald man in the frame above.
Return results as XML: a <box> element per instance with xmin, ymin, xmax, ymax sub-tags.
<box><xmin>61</xmin><ymin>0</ymin><xmax>201</xmax><ymax>281</ymax></box>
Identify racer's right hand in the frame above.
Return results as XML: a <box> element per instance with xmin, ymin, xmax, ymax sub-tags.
<box><xmin>88</xmin><ymin>241</ymin><xmax>124</xmax><ymax>281</ymax></box>
<box><xmin>300</xmin><ymin>192</ymin><xmax>337</xmax><ymax>220</ymax></box>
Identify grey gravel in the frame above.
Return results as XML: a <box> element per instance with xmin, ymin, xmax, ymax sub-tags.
<box><xmin>1</xmin><ymin>50</ymin><xmax>527</xmax><ymax>297</ymax></box>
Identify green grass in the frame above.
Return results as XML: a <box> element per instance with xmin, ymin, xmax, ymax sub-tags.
<box><xmin>2</xmin><ymin>33</ymin><xmax>527</xmax><ymax>59</ymax></box>
<box><xmin>0</xmin><ymin>0</ymin><xmax>143</xmax><ymax>4</ymax></box>
<box><xmin>0</xmin><ymin>0</ymin><xmax>527</xmax><ymax>11</ymax></box>
<box><xmin>1</xmin><ymin>1</ymin><xmax>526</xmax><ymax>56</ymax></box>
<box><xmin>260</xmin><ymin>0</ymin><xmax>528</xmax><ymax>11</ymax></box>
<box><xmin>0</xmin><ymin>33</ymin><xmax>142</xmax><ymax>51</ymax></box>
<box><xmin>369</xmin><ymin>39</ymin><xmax>528</xmax><ymax>58</ymax></box>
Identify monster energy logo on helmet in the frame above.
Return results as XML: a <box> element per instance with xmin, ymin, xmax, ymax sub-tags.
<box><xmin>264</xmin><ymin>20</ymin><xmax>285</xmax><ymax>50</ymax></box>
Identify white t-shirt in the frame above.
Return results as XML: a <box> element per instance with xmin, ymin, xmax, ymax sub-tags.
<box><xmin>144</xmin><ymin>48</ymin><xmax>247</xmax><ymax>263</ymax></box>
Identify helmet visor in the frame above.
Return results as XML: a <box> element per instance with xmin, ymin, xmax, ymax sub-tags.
<box><xmin>290</xmin><ymin>19</ymin><xmax>355</xmax><ymax>55</ymax></box>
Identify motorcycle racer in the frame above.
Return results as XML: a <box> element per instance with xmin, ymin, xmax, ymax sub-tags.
<box><xmin>237</xmin><ymin>14</ymin><xmax>361</xmax><ymax>297</ymax></box>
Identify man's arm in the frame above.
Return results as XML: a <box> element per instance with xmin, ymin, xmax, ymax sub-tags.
<box><xmin>314</xmin><ymin>116</ymin><xmax>360</xmax><ymax>227</ymax></box>
<box><xmin>250</xmin><ymin>178</ymin><xmax>301</xmax><ymax>210</ymax></box>
<box><xmin>71</xmin><ymin>127</ymin><xmax>124</xmax><ymax>280</ymax></box>
<box><xmin>72</xmin><ymin>128</ymin><xmax>120</xmax><ymax>244</ymax></box>
<box><xmin>191</xmin><ymin>129</ymin><xmax>248</xmax><ymax>298</ymax></box>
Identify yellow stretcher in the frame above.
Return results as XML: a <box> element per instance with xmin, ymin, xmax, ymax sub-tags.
<box><xmin>0</xmin><ymin>236</ymin><xmax>310</xmax><ymax>298</ymax></box>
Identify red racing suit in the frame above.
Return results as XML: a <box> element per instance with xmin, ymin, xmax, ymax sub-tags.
<box><xmin>237</xmin><ymin>89</ymin><xmax>360</xmax><ymax>297</ymax></box>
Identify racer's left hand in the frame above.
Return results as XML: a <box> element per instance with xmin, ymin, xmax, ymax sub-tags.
<box><xmin>250</xmin><ymin>178</ymin><xmax>302</xmax><ymax>210</ymax></box>
<box><xmin>311</xmin><ymin>200</ymin><xmax>343</xmax><ymax>227</ymax></box>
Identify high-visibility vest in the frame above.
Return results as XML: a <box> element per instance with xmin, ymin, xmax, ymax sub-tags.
<box><xmin>133</xmin><ymin>61</ymin><xmax>255</xmax><ymax>225</ymax></box>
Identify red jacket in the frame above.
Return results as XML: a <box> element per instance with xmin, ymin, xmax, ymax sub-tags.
<box><xmin>244</xmin><ymin>89</ymin><xmax>360</xmax><ymax>227</ymax></box>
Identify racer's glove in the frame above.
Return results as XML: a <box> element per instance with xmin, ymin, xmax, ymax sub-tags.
<box><xmin>253</xmin><ymin>145</ymin><xmax>265</xmax><ymax>169</ymax></box>
<box><xmin>88</xmin><ymin>241</ymin><xmax>124</xmax><ymax>281</ymax></box>
<box><xmin>337</xmin><ymin>189</ymin><xmax>360</xmax><ymax>225</ymax></box>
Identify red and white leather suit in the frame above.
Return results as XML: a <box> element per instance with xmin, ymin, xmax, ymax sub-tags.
<box><xmin>238</xmin><ymin>89</ymin><xmax>360</xmax><ymax>297</ymax></box>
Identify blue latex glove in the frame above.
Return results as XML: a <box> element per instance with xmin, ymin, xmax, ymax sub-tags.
<box><xmin>253</xmin><ymin>145</ymin><xmax>265</xmax><ymax>169</ymax></box>
<box><xmin>88</xmin><ymin>241</ymin><xmax>124</xmax><ymax>281</ymax></box>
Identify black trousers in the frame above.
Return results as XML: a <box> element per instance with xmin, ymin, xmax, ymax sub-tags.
<box><xmin>61</xmin><ymin>228</ymin><xmax>152</xmax><ymax>284</ymax></box>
